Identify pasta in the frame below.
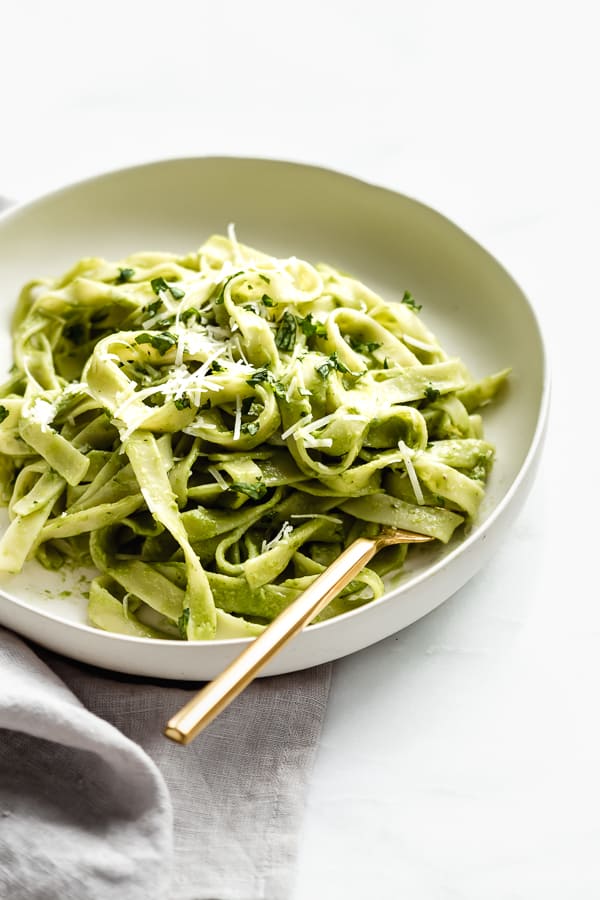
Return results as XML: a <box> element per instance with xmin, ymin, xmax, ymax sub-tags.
<box><xmin>0</xmin><ymin>232</ymin><xmax>508</xmax><ymax>640</ymax></box>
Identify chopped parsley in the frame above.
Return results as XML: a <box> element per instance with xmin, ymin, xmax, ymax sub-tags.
<box><xmin>348</xmin><ymin>337</ymin><xmax>381</xmax><ymax>354</ymax></box>
<box><xmin>178</xmin><ymin>607</ymin><xmax>190</xmax><ymax>639</ymax></box>
<box><xmin>145</xmin><ymin>392</ymin><xmax>166</xmax><ymax>407</ymax></box>
<box><xmin>241</xmin><ymin>397</ymin><xmax>261</xmax><ymax>416</ymax></box>
<box><xmin>174</xmin><ymin>396</ymin><xmax>191</xmax><ymax>410</ymax></box>
<box><xmin>316</xmin><ymin>352</ymin><xmax>364</xmax><ymax>380</ymax></box>
<box><xmin>0</xmin><ymin>405</ymin><xmax>9</xmax><ymax>424</ymax></box>
<box><xmin>259</xmin><ymin>274</ymin><xmax>271</xmax><ymax>284</ymax></box>
<box><xmin>181</xmin><ymin>306</ymin><xmax>202</xmax><ymax>324</ymax></box>
<box><xmin>246</xmin><ymin>367</ymin><xmax>286</xmax><ymax>397</ymax></box>
<box><xmin>261</xmin><ymin>294</ymin><xmax>275</xmax><ymax>307</ymax></box>
<box><xmin>297</xmin><ymin>313</ymin><xmax>327</xmax><ymax>338</ymax></box>
<box><xmin>150</xmin><ymin>277</ymin><xmax>185</xmax><ymax>301</ymax></box>
<box><xmin>115</xmin><ymin>267</ymin><xmax>135</xmax><ymax>284</ymax></box>
<box><xmin>214</xmin><ymin>271</ymin><xmax>243</xmax><ymax>305</ymax></box>
<box><xmin>401</xmin><ymin>290</ymin><xmax>422</xmax><ymax>312</ymax></box>
<box><xmin>316</xmin><ymin>360</ymin><xmax>334</xmax><ymax>378</ymax></box>
<box><xmin>154</xmin><ymin>317</ymin><xmax>175</xmax><ymax>329</ymax></box>
<box><xmin>143</xmin><ymin>299</ymin><xmax>164</xmax><ymax>319</ymax></box>
<box><xmin>229</xmin><ymin>481</ymin><xmax>268</xmax><ymax>500</ymax></box>
<box><xmin>207</xmin><ymin>360</ymin><xmax>225</xmax><ymax>374</ymax></box>
<box><xmin>275</xmin><ymin>311</ymin><xmax>297</xmax><ymax>351</ymax></box>
<box><xmin>424</xmin><ymin>385</ymin><xmax>441</xmax><ymax>402</ymax></box>
<box><xmin>135</xmin><ymin>332</ymin><xmax>178</xmax><ymax>355</ymax></box>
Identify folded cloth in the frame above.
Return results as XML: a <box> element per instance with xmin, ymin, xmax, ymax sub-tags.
<box><xmin>0</xmin><ymin>627</ymin><xmax>331</xmax><ymax>900</ymax></box>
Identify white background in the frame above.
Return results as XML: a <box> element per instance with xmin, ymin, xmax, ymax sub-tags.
<box><xmin>1</xmin><ymin>2</ymin><xmax>598</xmax><ymax>897</ymax></box>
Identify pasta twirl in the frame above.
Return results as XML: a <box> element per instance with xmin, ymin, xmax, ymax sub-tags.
<box><xmin>0</xmin><ymin>233</ymin><xmax>508</xmax><ymax>640</ymax></box>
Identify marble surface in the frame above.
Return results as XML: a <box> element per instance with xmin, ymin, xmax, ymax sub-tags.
<box><xmin>1</xmin><ymin>2</ymin><xmax>598</xmax><ymax>897</ymax></box>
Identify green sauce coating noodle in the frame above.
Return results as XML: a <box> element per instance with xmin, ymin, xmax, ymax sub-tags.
<box><xmin>0</xmin><ymin>234</ymin><xmax>509</xmax><ymax>639</ymax></box>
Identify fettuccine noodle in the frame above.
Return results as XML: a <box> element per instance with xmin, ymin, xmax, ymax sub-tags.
<box><xmin>0</xmin><ymin>233</ymin><xmax>508</xmax><ymax>639</ymax></box>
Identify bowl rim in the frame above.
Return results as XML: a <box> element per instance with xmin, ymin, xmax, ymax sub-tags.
<box><xmin>0</xmin><ymin>154</ymin><xmax>551</xmax><ymax>649</ymax></box>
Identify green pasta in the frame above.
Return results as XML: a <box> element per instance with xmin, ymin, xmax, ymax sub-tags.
<box><xmin>0</xmin><ymin>232</ymin><xmax>508</xmax><ymax>639</ymax></box>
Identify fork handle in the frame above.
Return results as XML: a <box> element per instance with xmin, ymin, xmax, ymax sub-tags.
<box><xmin>164</xmin><ymin>537</ymin><xmax>377</xmax><ymax>744</ymax></box>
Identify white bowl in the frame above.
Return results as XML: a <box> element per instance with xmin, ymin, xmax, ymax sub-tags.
<box><xmin>0</xmin><ymin>158</ymin><xmax>548</xmax><ymax>678</ymax></box>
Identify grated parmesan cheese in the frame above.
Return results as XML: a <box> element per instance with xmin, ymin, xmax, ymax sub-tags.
<box><xmin>26</xmin><ymin>398</ymin><xmax>56</xmax><ymax>432</ymax></box>
<box><xmin>397</xmin><ymin>439</ymin><xmax>424</xmax><ymax>505</ymax></box>
<box><xmin>261</xmin><ymin>520</ymin><xmax>293</xmax><ymax>553</ymax></box>
<box><xmin>304</xmin><ymin>436</ymin><xmax>333</xmax><ymax>449</ymax></box>
<box><xmin>207</xmin><ymin>466</ymin><xmax>228</xmax><ymax>489</ymax></box>
<box><xmin>227</xmin><ymin>223</ymin><xmax>244</xmax><ymax>265</ymax></box>
<box><xmin>233</xmin><ymin>394</ymin><xmax>242</xmax><ymax>441</ymax></box>
<box><xmin>302</xmin><ymin>412</ymin><xmax>367</xmax><ymax>436</ymax></box>
<box><xmin>281</xmin><ymin>415</ymin><xmax>313</xmax><ymax>441</ymax></box>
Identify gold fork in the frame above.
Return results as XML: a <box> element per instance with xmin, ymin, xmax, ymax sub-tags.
<box><xmin>164</xmin><ymin>527</ymin><xmax>434</xmax><ymax>745</ymax></box>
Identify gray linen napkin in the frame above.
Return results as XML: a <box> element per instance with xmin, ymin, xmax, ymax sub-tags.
<box><xmin>0</xmin><ymin>195</ymin><xmax>332</xmax><ymax>898</ymax></box>
<box><xmin>0</xmin><ymin>627</ymin><xmax>331</xmax><ymax>900</ymax></box>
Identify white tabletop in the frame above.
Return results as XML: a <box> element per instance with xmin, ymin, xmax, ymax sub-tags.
<box><xmin>2</xmin><ymin>2</ymin><xmax>598</xmax><ymax>897</ymax></box>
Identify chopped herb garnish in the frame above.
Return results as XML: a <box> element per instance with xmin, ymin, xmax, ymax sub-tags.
<box><xmin>154</xmin><ymin>316</ymin><xmax>174</xmax><ymax>329</ymax></box>
<box><xmin>246</xmin><ymin>367</ymin><xmax>285</xmax><ymax>398</ymax></box>
<box><xmin>435</xmin><ymin>495</ymin><xmax>446</xmax><ymax>507</ymax></box>
<box><xmin>241</xmin><ymin>421</ymin><xmax>260</xmax><ymax>435</ymax></box>
<box><xmin>259</xmin><ymin>274</ymin><xmax>271</xmax><ymax>284</ymax></box>
<box><xmin>401</xmin><ymin>290</ymin><xmax>422</xmax><ymax>312</ymax></box>
<box><xmin>0</xmin><ymin>405</ymin><xmax>9</xmax><ymax>424</ymax></box>
<box><xmin>348</xmin><ymin>337</ymin><xmax>382</xmax><ymax>354</ymax></box>
<box><xmin>178</xmin><ymin>607</ymin><xmax>190</xmax><ymax>639</ymax></box>
<box><xmin>229</xmin><ymin>481</ymin><xmax>268</xmax><ymax>500</ymax></box>
<box><xmin>275</xmin><ymin>311</ymin><xmax>297</xmax><ymax>351</ymax></box>
<box><xmin>214</xmin><ymin>271</ymin><xmax>243</xmax><ymax>305</ymax></box>
<box><xmin>247</xmin><ymin>367</ymin><xmax>272</xmax><ymax>385</ymax></box>
<box><xmin>151</xmin><ymin>277</ymin><xmax>185</xmax><ymax>301</ymax></box>
<box><xmin>115</xmin><ymin>267</ymin><xmax>135</xmax><ymax>284</ymax></box>
<box><xmin>297</xmin><ymin>312</ymin><xmax>327</xmax><ymax>338</ymax></box>
<box><xmin>316</xmin><ymin>352</ymin><xmax>363</xmax><ymax>379</ymax></box>
<box><xmin>316</xmin><ymin>361</ymin><xmax>332</xmax><ymax>378</ymax></box>
<box><xmin>145</xmin><ymin>392</ymin><xmax>166</xmax><ymax>407</ymax></box>
<box><xmin>181</xmin><ymin>307</ymin><xmax>201</xmax><ymax>324</ymax></box>
<box><xmin>383</xmin><ymin>357</ymin><xmax>390</xmax><ymax>369</ymax></box>
<box><xmin>241</xmin><ymin>397</ymin><xmax>261</xmax><ymax>416</ymax></box>
<box><xmin>207</xmin><ymin>360</ymin><xmax>225</xmax><ymax>374</ymax></box>
<box><xmin>144</xmin><ymin>299</ymin><xmax>164</xmax><ymax>318</ymax></box>
<box><xmin>424</xmin><ymin>385</ymin><xmax>441</xmax><ymax>402</ymax></box>
<box><xmin>261</xmin><ymin>294</ymin><xmax>275</xmax><ymax>307</ymax></box>
<box><xmin>174</xmin><ymin>396</ymin><xmax>191</xmax><ymax>410</ymax></box>
<box><xmin>135</xmin><ymin>332</ymin><xmax>178</xmax><ymax>355</ymax></box>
